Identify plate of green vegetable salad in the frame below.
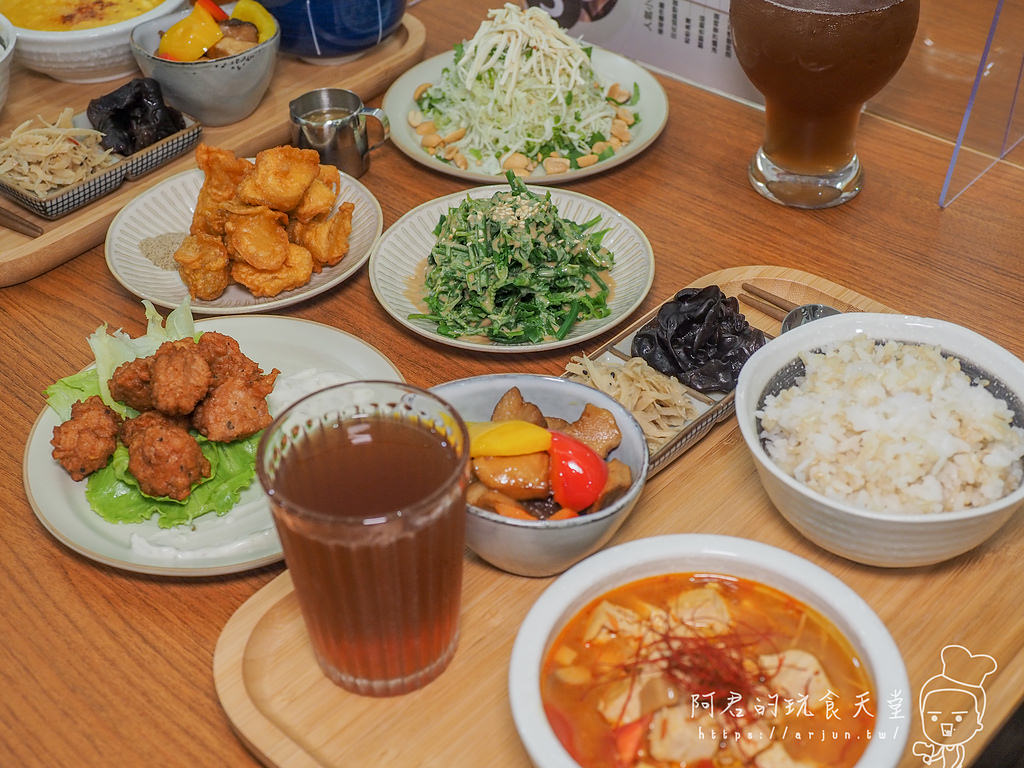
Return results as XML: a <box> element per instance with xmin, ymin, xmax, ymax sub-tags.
<box><xmin>368</xmin><ymin>174</ymin><xmax>654</xmax><ymax>353</ymax></box>
<box><xmin>381</xmin><ymin>4</ymin><xmax>668</xmax><ymax>184</ymax></box>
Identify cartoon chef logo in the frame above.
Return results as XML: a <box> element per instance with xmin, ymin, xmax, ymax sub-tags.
<box><xmin>912</xmin><ymin>644</ymin><xmax>997</xmax><ymax>768</ymax></box>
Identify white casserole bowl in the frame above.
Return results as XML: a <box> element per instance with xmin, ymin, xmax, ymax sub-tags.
<box><xmin>130</xmin><ymin>2</ymin><xmax>280</xmax><ymax>126</ymax></box>
<box><xmin>0</xmin><ymin>13</ymin><xmax>15</xmax><ymax>114</ymax></box>
<box><xmin>735</xmin><ymin>312</ymin><xmax>1024</xmax><ymax>567</ymax></box>
<box><xmin>431</xmin><ymin>374</ymin><xmax>650</xmax><ymax>577</ymax></box>
<box><xmin>10</xmin><ymin>0</ymin><xmax>183</xmax><ymax>83</ymax></box>
<box><xmin>509</xmin><ymin>534</ymin><xmax>909</xmax><ymax>768</ymax></box>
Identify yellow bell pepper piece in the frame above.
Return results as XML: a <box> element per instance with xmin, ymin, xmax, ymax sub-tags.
<box><xmin>231</xmin><ymin>0</ymin><xmax>278</xmax><ymax>43</ymax></box>
<box><xmin>468</xmin><ymin>420</ymin><xmax>552</xmax><ymax>457</ymax></box>
<box><xmin>157</xmin><ymin>4</ymin><xmax>224</xmax><ymax>61</ymax></box>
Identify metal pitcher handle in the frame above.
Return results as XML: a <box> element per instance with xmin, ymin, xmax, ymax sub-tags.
<box><xmin>361</xmin><ymin>107</ymin><xmax>390</xmax><ymax>152</ymax></box>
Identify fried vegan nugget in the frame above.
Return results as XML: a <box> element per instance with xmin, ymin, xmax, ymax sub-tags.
<box><xmin>120</xmin><ymin>410</ymin><xmax>192</xmax><ymax>448</ymax></box>
<box><xmin>236</xmin><ymin>146</ymin><xmax>321</xmax><ymax>212</ymax></box>
<box><xmin>126</xmin><ymin>420</ymin><xmax>211</xmax><ymax>500</ymax></box>
<box><xmin>230</xmin><ymin>242</ymin><xmax>314</xmax><ymax>298</ymax></box>
<box><xmin>51</xmin><ymin>396</ymin><xmax>123</xmax><ymax>481</ymax></box>
<box><xmin>150</xmin><ymin>340</ymin><xmax>213</xmax><ymax>416</ymax></box>
<box><xmin>196</xmin><ymin>331</ymin><xmax>262</xmax><ymax>386</ymax></box>
<box><xmin>192</xmin><ymin>370</ymin><xmax>280</xmax><ymax>442</ymax></box>
<box><xmin>109</xmin><ymin>357</ymin><xmax>154</xmax><ymax>412</ymax></box>
<box><xmin>221</xmin><ymin>201</ymin><xmax>290</xmax><ymax>271</ymax></box>
<box><xmin>191</xmin><ymin>144</ymin><xmax>252</xmax><ymax>237</ymax></box>
<box><xmin>288</xmin><ymin>202</ymin><xmax>354</xmax><ymax>271</ymax></box>
<box><xmin>173</xmin><ymin>233</ymin><xmax>232</xmax><ymax>301</ymax></box>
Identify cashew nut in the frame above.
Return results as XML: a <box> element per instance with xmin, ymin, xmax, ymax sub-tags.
<box><xmin>607</xmin><ymin>82</ymin><xmax>631</xmax><ymax>104</ymax></box>
<box><xmin>453</xmin><ymin>152</ymin><xmax>469</xmax><ymax>170</ymax></box>
<box><xmin>420</xmin><ymin>133</ymin><xmax>443</xmax><ymax>148</ymax></box>
<box><xmin>407</xmin><ymin>109</ymin><xmax>424</xmax><ymax>128</ymax></box>
<box><xmin>610</xmin><ymin>119</ymin><xmax>631</xmax><ymax>143</ymax></box>
<box><xmin>542</xmin><ymin>156</ymin><xmax>571</xmax><ymax>174</ymax></box>
<box><xmin>413</xmin><ymin>82</ymin><xmax>432</xmax><ymax>101</ymax></box>
<box><xmin>591</xmin><ymin>141</ymin><xmax>613</xmax><ymax>155</ymax></box>
<box><xmin>576</xmin><ymin>153</ymin><xmax>599</xmax><ymax>168</ymax></box>
<box><xmin>616</xmin><ymin>106</ymin><xmax>635</xmax><ymax>126</ymax></box>
<box><xmin>415</xmin><ymin>120</ymin><xmax>437</xmax><ymax>136</ymax></box>
<box><xmin>502</xmin><ymin>152</ymin><xmax>530</xmax><ymax>170</ymax></box>
<box><xmin>443</xmin><ymin>127</ymin><xmax>467</xmax><ymax>143</ymax></box>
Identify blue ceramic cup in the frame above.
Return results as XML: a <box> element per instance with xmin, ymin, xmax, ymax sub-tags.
<box><xmin>264</xmin><ymin>0</ymin><xmax>406</xmax><ymax>63</ymax></box>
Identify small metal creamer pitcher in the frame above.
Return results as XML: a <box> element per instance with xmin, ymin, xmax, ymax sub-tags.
<box><xmin>289</xmin><ymin>88</ymin><xmax>390</xmax><ymax>177</ymax></box>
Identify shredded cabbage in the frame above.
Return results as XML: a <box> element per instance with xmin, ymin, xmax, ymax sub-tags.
<box><xmin>416</xmin><ymin>4</ymin><xmax>635</xmax><ymax>175</ymax></box>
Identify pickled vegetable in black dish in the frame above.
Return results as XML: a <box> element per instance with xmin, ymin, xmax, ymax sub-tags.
<box><xmin>630</xmin><ymin>285</ymin><xmax>766</xmax><ymax>392</ymax></box>
<box><xmin>86</xmin><ymin>78</ymin><xmax>186</xmax><ymax>157</ymax></box>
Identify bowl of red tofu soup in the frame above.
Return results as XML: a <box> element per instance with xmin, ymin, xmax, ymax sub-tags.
<box><xmin>509</xmin><ymin>534</ymin><xmax>909</xmax><ymax>768</ymax></box>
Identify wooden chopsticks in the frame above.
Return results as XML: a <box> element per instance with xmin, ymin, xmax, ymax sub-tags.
<box><xmin>737</xmin><ymin>282</ymin><xmax>797</xmax><ymax>321</ymax></box>
<box><xmin>0</xmin><ymin>206</ymin><xmax>43</xmax><ymax>238</ymax></box>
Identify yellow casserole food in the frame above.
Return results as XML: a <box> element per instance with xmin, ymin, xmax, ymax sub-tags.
<box><xmin>0</xmin><ymin>0</ymin><xmax>162</xmax><ymax>31</ymax></box>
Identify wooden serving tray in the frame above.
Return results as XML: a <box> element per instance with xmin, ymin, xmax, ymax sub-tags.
<box><xmin>0</xmin><ymin>14</ymin><xmax>426</xmax><ymax>288</ymax></box>
<box><xmin>214</xmin><ymin>266</ymin><xmax>914</xmax><ymax>768</ymax></box>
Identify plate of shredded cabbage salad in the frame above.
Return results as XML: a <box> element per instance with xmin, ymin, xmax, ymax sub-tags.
<box><xmin>368</xmin><ymin>172</ymin><xmax>654</xmax><ymax>352</ymax></box>
<box><xmin>381</xmin><ymin>3</ymin><xmax>668</xmax><ymax>184</ymax></box>
<box><xmin>23</xmin><ymin>300</ymin><xmax>403</xmax><ymax>576</ymax></box>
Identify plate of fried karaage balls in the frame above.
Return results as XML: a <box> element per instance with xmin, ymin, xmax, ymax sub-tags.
<box><xmin>23</xmin><ymin>314</ymin><xmax>404</xmax><ymax>576</ymax></box>
<box><xmin>104</xmin><ymin>143</ymin><xmax>383</xmax><ymax>314</ymax></box>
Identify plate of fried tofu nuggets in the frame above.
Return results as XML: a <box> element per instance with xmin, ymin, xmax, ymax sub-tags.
<box><xmin>104</xmin><ymin>144</ymin><xmax>384</xmax><ymax>314</ymax></box>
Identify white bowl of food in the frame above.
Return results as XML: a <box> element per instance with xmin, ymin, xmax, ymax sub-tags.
<box><xmin>510</xmin><ymin>534</ymin><xmax>909</xmax><ymax>768</ymax></box>
<box><xmin>430</xmin><ymin>374</ymin><xmax>649</xmax><ymax>577</ymax></box>
<box><xmin>0</xmin><ymin>13</ymin><xmax>15</xmax><ymax>114</ymax></box>
<box><xmin>9</xmin><ymin>0</ymin><xmax>184</xmax><ymax>83</ymax></box>
<box><xmin>735</xmin><ymin>313</ymin><xmax>1024</xmax><ymax>567</ymax></box>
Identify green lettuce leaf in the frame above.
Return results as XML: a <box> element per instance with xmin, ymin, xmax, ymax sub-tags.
<box><xmin>84</xmin><ymin>432</ymin><xmax>261</xmax><ymax>529</ymax></box>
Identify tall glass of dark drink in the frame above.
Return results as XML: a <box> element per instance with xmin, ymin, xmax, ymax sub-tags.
<box><xmin>257</xmin><ymin>381</ymin><xmax>470</xmax><ymax>696</ymax></box>
<box><xmin>730</xmin><ymin>0</ymin><xmax>919</xmax><ymax>208</ymax></box>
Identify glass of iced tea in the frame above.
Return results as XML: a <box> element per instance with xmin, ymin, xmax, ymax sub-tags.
<box><xmin>730</xmin><ymin>0</ymin><xmax>919</xmax><ymax>208</ymax></box>
<box><xmin>256</xmin><ymin>380</ymin><xmax>470</xmax><ymax>697</ymax></box>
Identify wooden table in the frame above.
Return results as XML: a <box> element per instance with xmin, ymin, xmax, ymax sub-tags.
<box><xmin>1</xmin><ymin>1</ymin><xmax>1021</xmax><ymax>766</ymax></box>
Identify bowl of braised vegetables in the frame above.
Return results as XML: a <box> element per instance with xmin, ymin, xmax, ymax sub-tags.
<box><xmin>130</xmin><ymin>0</ymin><xmax>279</xmax><ymax>126</ymax></box>
<box><xmin>431</xmin><ymin>374</ymin><xmax>649</xmax><ymax>577</ymax></box>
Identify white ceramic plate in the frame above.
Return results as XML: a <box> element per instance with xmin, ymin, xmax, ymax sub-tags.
<box><xmin>104</xmin><ymin>168</ymin><xmax>384</xmax><ymax>315</ymax></box>
<box><xmin>22</xmin><ymin>315</ymin><xmax>403</xmax><ymax>577</ymax></box>
<box><xmin>368</xmin><ymin>184</ymin><xmax>655</xmax><ymax>353</ymax></box>
<box><xmin>382</xmin><ymin>47</ymin><xmax>669</xmax><ymax>184</ymax></box>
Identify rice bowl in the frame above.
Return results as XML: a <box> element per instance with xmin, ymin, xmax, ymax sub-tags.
<box><xmin>735</xmin><ymin>313</ymin><xmax>1024</xmax><ymax>567</ymax></box>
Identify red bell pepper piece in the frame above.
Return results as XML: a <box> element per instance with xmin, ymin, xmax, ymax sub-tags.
<box><xmin>548</xmin><ymin>432</ymin><xmax>608</xmax><ymax>512</ymax></box>
<box><xmin>195</xmin><ymin>0</ymin><xmax>230</xmax><ymax>22</ymax></box>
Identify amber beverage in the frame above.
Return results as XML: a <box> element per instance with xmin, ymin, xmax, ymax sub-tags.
<box><xmin>257</xmin><ymin>381</ymin><xmax>470</xmax><ymax>697</ymax></box>
<box><xmin>730</xmin><ymin>0</ymin><xmax>919</xmax><ymax>208</ymax></box>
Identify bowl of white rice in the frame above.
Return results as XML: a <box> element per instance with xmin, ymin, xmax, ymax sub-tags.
<box><xmin>735</xmin><ymin>313</ymin><xmax>1024</xmax><ymax>567</ymax></box>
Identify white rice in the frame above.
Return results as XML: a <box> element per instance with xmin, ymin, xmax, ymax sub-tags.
<box><xmin>758</xmin><ymin>336</ymin><xmax>1024</xmax><ymax>515</ymax></box>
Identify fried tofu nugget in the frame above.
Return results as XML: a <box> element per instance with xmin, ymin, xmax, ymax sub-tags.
<box><xmin>51</xmin><ymin>396</ymin><xmax>123</xmax><ymax>481</ymax></box>
<box><xmin>109</xmin><ymin>357</ymin><xmax>154</xmax><ymax>412</ymax></box>
<box><xmin>236</xmin><ymin>146</ymin><xmax>321</xmax><ymax>212</ymax></box>
<box><xmin>126</xmin><ymin>421</ymin><xmax>211</xmax><ymax>500</ymax></box>
<box><xmin>150</xmin><ymin>340</ymin><xmax>213</xmax><ymax>416</ymax></box>
<box><xmin>192</xmin><ymin>371</ymin><xmax>279</xmax><ymax>442</ymax></box>
<box><xmin>230</xmin><ymin>242</ymin><xmax>314</xmax><ymax>298</ymax></box>
<box><xmin>288</xmin><ymin>202</ymin><xmax>354</xmax><ymax>270</ymax></box>
<box><xmin>173</xmin><ymin>233</ymin><xmax>232</xmax><ymax>301</ymax></box>
<box><xmin>191</xmin><ymin>144</ymin><xmax>252</xmax><ymax>237</ymax></box>
<box><xmin>221</xmin><ymin>201</ymin><xmax>290</xmax><ymax>271</ymax></box>
<box><xmin>196</xmin><ymin>331</ymin><xmax>262</xmax><ymax>386</ymax></box>
<box><xmin>291</xmin><ymin>165</ymin><xmax>340</xmax><ymax>223</ymax></box>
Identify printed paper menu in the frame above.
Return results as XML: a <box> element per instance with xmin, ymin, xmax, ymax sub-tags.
<box><xmin>524</xmin><ymin>0</ymin><xmax>763</xmax><ymax>103</ymax></box>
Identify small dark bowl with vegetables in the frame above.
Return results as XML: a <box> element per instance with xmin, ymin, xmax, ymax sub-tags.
<box><xmin>431</xmin><ymin>373</ymin><xmax>650</xmax><ymax>578</ymax></box>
